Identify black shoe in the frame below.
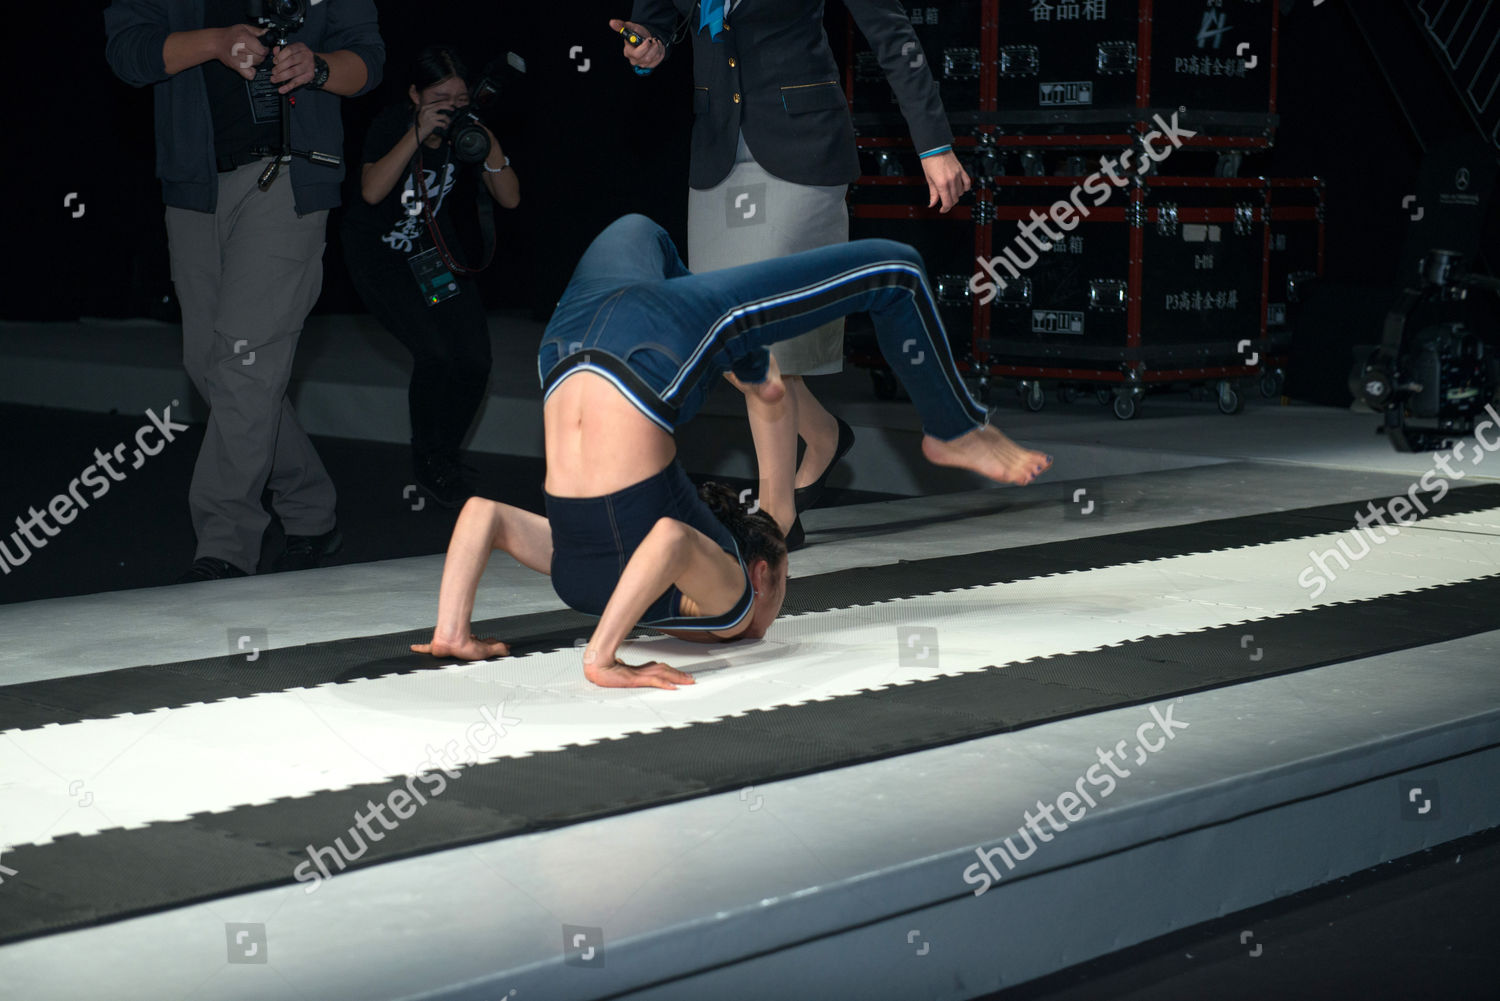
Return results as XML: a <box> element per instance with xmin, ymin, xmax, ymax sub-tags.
<box><xmin>785</xmin><ymin>517</ymin><xmax>806</xmax><ymax>552</ymax></box>
<box><xmin>272</xmin><ymin>526</ymin><xmax>343</xmax><ymax>572</ymax></box>
<box><xmin>794</xmin><ymin>417</ymin><xmax>856</xmax><ymax>514</ymax></box>
<box><xmin>177</xmin><ymin>557</ymin><xmax>249</xmax><ymax>583</ymax></box>
<box><xmin>414</xmin><ymin>453</ymin><xmax>476</xmax><ymax>510</ymax></box>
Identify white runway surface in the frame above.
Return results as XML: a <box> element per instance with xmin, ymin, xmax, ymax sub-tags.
<box><xmin>5</xmin><ymin>506</ymin><xmax>1497</xmax><ymax>851</ymax></box>
<box><xmin>3</xmin><ymin>456</ymin><xmax>1499</xmax><ymax>1001</ymax></box>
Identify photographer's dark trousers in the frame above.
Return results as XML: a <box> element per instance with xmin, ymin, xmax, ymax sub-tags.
<box><xmin>340</xmin><ymin>243</ymin><xmax>491</xmax><ymax>467</ymax></box>
<box><xmin>165</xmin><ymin>159</ymin><xmax>338</xmax><ymax>574</ymax></box>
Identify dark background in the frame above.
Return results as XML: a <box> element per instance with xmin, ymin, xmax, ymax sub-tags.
<box><xmin>0</xmin><ymin>4</ymin><xmax>1494</xmax><ymax>601</ymax></box>
<box><xmin>2</xmin><ymin>1</ymin><xmax>1495</xmax><ymax>328</ymax></box>
<box><xmin>9</xmin><ymin>2</ymin><xmax>701</xmax><ymax>322</ymax></box>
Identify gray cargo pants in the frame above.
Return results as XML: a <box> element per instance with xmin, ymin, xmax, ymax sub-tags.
<box><xmin>165</xmin><ymin>159</ymin><xmax>337</xmax><ymax>573</ymax></box>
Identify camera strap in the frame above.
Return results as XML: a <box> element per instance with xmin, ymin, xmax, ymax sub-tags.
<box><xmin>409</xmin><ymin>134</ymin><xmax>496</xmax><ymax>277</ymax></box>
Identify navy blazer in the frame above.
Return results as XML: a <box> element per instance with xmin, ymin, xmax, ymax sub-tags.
<box><xmin>630</xmin><ymin>0</ymin><xmax>955</xmax><ymax>189</ymax></box>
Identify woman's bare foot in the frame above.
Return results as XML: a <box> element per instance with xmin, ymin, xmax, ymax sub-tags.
<box><xmin>921</xmin><ymin>426</ymin><xmax>1053</xmax><ymax>485</ymax></box>
<box><xmin>411</xmin><ymin>633</ymin><xmax>511</xmax><ymax>661</ymax></box>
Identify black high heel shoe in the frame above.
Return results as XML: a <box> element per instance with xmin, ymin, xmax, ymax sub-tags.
<box><xmin>793</xmin><ymin>417</ymin><xmax>856</xmax><ymax>515</ymax></box>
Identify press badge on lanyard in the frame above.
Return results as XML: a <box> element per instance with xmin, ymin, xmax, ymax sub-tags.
<box><xmin>409</xmin><ymin>248</ymin><xmax>460</xmax><ymax>306</ymax></box>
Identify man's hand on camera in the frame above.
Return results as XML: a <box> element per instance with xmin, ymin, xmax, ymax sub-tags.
<box><xmin>270</xmin><ymin>42</ymin><xmax>318</xmax><ymax>94</ymax></box>
<box><xmin>219</xmin><ymin>25</ymin><xmax>269</xmax><ymax>81</ymax></box>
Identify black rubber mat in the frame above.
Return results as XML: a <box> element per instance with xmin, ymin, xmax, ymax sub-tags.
<box><xmin>3</xmin><ymin>575</ymin><xmax>1498</xmax><ymax>946</ymax></box>
<box><xmin>3</xmin><ymin>483</ymin><xmax>1497</xmax><ymax>732</ymax></box>
<box><xmin>2</xmin><ymin>486</ymin><xmax>1499</xmax><ymax>945</ymax></box>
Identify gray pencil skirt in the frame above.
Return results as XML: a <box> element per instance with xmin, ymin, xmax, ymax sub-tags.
<box><xmin>687</xmin><ymin>134</ymin><xmax>850</xmax><ymax>376</ymax></box>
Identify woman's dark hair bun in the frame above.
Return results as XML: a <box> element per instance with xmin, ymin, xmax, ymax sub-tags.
<box><xmin>699</xmin><ymin>482</ymin><xmax>787</xmax><ymax>568</ymax></box>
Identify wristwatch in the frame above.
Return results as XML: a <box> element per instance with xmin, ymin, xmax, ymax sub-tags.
<box><xmin>307</xmin><ymin>55</ymin><xmax>331</xmax><ymax>90</ymax></box>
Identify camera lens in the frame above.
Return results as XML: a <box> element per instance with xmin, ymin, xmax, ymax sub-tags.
<box><xmin>453</xmin><ymin>128</ymin><xmax>490</xmax><ymax>164</ymax></box>
<box><xmin>446</xmin><ymin>109</ymin><xmax>491</xmax><ymax>164</ymax></box>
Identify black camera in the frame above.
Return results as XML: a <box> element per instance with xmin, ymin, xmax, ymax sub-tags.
<box><xmin>246</xmin><ymin>0</ymin><xmax>306</xmax><ymax>47</ymax></box>
<box><xmin>1351</xmin><ymin>249</ymin><xmax>1500</xmax><ymax>452</ymax></box>
<box><xmin>433</xmin><ymin>105</ymin><xmax>490</xmax><ymax>164</ymax></box>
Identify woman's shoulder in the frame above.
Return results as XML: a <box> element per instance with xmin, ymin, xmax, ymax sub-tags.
<box><xmin>357</xmin><ymin>101</ymin><xmax>416</xmax><ymax>162</ymax></box>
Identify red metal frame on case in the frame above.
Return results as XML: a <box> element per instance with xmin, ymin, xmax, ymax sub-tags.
<box><xmin>847</xmin><ymin>143</ymin><xmax>1325</xmax><ymax>395</ymax></box>
<box><xmin>845</xmin><ymin>0</ymin><xmax>1279</xmax><ymax>145</ymax></box>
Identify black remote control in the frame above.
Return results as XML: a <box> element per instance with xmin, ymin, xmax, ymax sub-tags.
<box><xmin>616</xmin><ymin>24</ymin><xmax>654</xmax><ymax>75</ymax></box>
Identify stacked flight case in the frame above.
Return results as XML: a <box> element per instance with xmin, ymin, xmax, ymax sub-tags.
<box><xmin>844</xmin><ymin>0</ymin><xmax>1326</xmax><ymax>418</ymax></box>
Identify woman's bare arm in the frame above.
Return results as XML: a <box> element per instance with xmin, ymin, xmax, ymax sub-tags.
<box><xmin>582</xmin><ymin>518</ymin><xmax>747</xmax><ymax>689</ymax></box>
<box><xmin>412</xmin><ymin>497</ymin><xmax>552</xmax><ymax>661</ymax></box>
<box><xmin>480</xmin><ymin>127</ymin><xmax>521</xmax><ymax>208</ymax></box>
<box><xmin>360</xmin><ymin>124</ymin><xmax>421</xmax><ymax>204</ymax></box>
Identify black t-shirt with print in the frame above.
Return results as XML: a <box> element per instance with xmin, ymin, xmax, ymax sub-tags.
<box><xmin>202</xmin><ymin>0</ymin><xmax>282</xmax><ymax>161</ymax></box>
<box><xmin>342</xmin><ymin>102</ymin><xmax>474</xmax><ymax>270</ymax></box>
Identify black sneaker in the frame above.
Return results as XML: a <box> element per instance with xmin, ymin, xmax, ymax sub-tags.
<box><xmin>415</xmin><ymin>453</ymin><xmax>476</xmax><ymax>510</ymax></box>
<box><xmin>177</xmin><ymin>557</ymin><xmax>249</xmax><ymax>583</ymax></box>
<box><xmin>272</xmin><ymin>526</ymin><xmax>343</xmax><ymax>572</ymax></box>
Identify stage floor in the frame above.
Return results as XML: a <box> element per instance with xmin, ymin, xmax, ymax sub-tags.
<box><xmin>2</xmin><ymin>439</ymin><xmax>1499</xmax><ymax>999</ymax></box>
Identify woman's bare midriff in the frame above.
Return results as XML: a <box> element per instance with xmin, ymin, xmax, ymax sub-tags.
<box><xmin>543</xmin><ymin>370</ymin><xmax>678</xmax><ymax>497</ymax></box>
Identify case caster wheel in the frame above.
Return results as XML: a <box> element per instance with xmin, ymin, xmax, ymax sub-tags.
<box><xmin>1217</xmin><ymin>380</ymin><xmax>1244</xmax><ymax>415</ymax></box>
<box><xmin>1112</xmin><ymin>394</ymin><xmax>1138</xmax><ymax>420</ymax></box>
<box><xmin>1259</xmin><ymin>370</ymin><xmax>1285</xmax><ymax>399</ymax></box>
<box><xmin>1024</xmin><ymin>380</ymin><xmax>1046</xmax><ymax>412</ymax></box>
<box><xmin>1058</xmin><ymin>384</ymin><xmax>1077</xmax><ymax>405</ymax></box>
<box><xmin>870</xmin><ymin>368</ymin><xmax>898</xmax><ymax>401</ymax></box>
<box><xmin>1096</xmin><ymin>387</ymin><xmax>1113</xmax><ymax>407</ymax></box>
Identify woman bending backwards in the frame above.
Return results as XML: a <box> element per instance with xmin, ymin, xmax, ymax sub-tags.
<box><xmin>413</xmin><ymin>214</ymin><xmax>1052</xmax><ymax>690</ymax></box>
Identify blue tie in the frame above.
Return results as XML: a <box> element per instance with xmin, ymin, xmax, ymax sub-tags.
<box><xmin>700</xmin><ymin>0</ymin><xmax>725</xmax><ymax>38</ymax></box>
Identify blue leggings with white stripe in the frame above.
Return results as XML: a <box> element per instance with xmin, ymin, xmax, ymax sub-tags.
<box><xmin>537</xmin><ymin>214</ymin><xmax>988</xmax><ymax>441</ymax></box>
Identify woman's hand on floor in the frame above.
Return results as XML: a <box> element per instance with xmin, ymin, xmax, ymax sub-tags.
<box><xmin>584</xmin><ymin>654</ymin><xmax>696</xmax><ymax>690</ymax></box>
<box><xmin>411</xmin><ymin>634</ymin><xmax>511</xmax><ymax>661</ymax></box>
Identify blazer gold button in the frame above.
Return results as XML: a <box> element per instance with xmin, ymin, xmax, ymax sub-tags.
<box><xmin>733</xmin><ymin>92</ymin><xmax>741</xmax><ymax>103</ymax></box>
<box><xmin>729</xmin><ymin>57</ymin><xmax>737</xmax><ymax>68</ymax></box>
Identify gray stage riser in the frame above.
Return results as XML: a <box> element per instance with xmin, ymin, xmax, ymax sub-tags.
<box><xmin>429</xmin><ymin>741</ymin><xmax>1500</xmax><ymax>1001</ymax></box>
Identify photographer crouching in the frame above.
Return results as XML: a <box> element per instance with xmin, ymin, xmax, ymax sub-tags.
<box><xmin>341</xmin><ymin>46</ymin><xmax>520</xmax><ymax>508</ymax></box>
